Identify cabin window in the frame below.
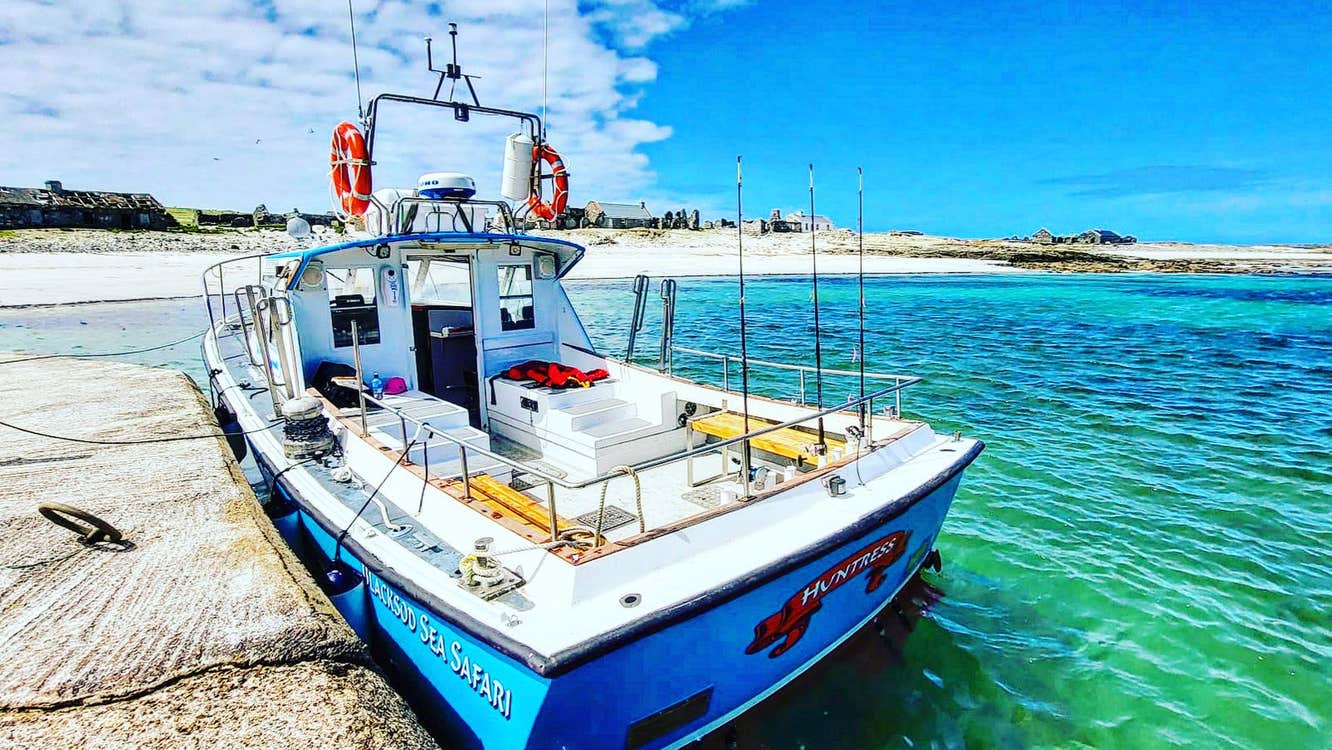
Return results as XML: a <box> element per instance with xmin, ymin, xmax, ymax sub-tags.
<box><xmin>326</xmin><ymin>267</ymin><xmax>380</xmax><ymax>347</ymax></box>
<box><xmin>406</xmin><ymin>258</ymin><xmax>472</xmax><ymax>306</ymax></box>
<box><xmin>497</xmin><ymin>264</ymin><xmax>535</xmax><ymax>331</ymax></box>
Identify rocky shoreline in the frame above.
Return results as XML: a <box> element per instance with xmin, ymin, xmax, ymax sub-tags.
<box><xmin>2</xmin><ymin>226</ymin><xmax>1329</xmax><ymax>276</ymax></box>
<box><xmin>0</xmin><ymin>227</ymin><xmax>300</xmax><ymax>255</ymax></box>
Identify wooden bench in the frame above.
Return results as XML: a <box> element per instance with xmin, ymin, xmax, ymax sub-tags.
<box><xmin>443</xmin><ymin>473</ymin><xmax>576</xmax><ymax>538</ymax></box>
<box><xmin>689</xmin><ymin>411</ymin><xmax>845</xmax><ymax>462</ymax></box>
<box><xmin>686</xmin><ymin>411</ymin><xmax>847</xmax><ymax>485</ymax></box>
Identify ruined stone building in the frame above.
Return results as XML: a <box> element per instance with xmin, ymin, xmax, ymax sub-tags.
<box><xmin>1030</xmin><ymin>227</ymin><xmax>1136</xmax><ymax>245</ymax></box>
<box><xmin>784</xmin><ymin>210</ymin><xmax>834</xmax><ymax>232</ymax></box>
<box><xmin>584</xmin><ymin>200</ymin><xmax>654</xmax><ymax>229</ymax></box>
<box><xmin>0</xmin><ymin>180</ymin><xmax>172</xmax><ymax>230</ymax></box>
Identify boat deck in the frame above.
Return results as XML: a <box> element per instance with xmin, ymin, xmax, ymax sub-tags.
<box><xmin>213</xmin><ymin>318</ymin><xmax>922</xmax><ymax>572</ymax></box>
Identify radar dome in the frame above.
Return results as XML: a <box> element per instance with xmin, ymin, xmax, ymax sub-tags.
<box><xmin>418</xmin><ymin>172</ymin><xmax>477</xmax><ymax>200</ymax></box>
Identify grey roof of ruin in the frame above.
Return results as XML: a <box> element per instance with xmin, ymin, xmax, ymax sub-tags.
<box><xmin>590</xmin><ymin>201</ymin><xmax>653</xmax><ymax>219</ymax></box>
<box><xmin>0</xmin><ymin>185</ymin><xmax>164</xmax><ymax>210</ymax></box>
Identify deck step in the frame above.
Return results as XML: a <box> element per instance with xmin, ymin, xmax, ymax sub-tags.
<box><xmin>581</xmin><ymin>416</ymin><xmax>652</xmax><ymax>439</ymax></box>
<box><xmin>372</xmin><ymin>423</ymin><xmax>488</xmax><ymax>453</ymax></box>
<box><xmin>560</xmin><ymin>397</ymin><xmax>628</xmax><ymax>416</ymax></box>
<box><xmin>561</xmin><ymin>398</ymin><xmax>636</xmax><ymax>430</ymax></box>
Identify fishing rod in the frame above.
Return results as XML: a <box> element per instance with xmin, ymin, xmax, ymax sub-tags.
<box><xmin>810</xmin><ymin>164</ymin><xmax>826</xmax><ymax>448</ymax></box>
<box><xmin>857</xmin><ymin>167</ymin><xmax>866</xmax><ymax>438</ymax></box>
<box><xmin>737</xmin><ymin>156</ymin><xmax>753</xmax><ymax>489</ymax></box>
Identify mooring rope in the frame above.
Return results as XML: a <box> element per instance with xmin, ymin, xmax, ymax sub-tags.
<box><xmin>0</xmin><ymin>328</ymin><xmax>209</xmax><ymax>367</ymax></box>
<box><xmin>0</xmin><ymin>412</ymin><xmax>285</xmax><ymax>445</ymax></box>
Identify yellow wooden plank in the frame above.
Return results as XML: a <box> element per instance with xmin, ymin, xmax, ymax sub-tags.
<box><xmin>689</xmin><ymin>411</ymin><xmax>844</xmax><ymax>463</ymax></box>
<box><xmin>465</xmin><ymin>474</ymin><xmax>572</xmax><ymax>533</ymax></box>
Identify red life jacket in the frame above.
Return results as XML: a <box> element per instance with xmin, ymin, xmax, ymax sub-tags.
<box><xmin>503</xmin><ymin>360</ymin><xmax>610</xmax><ymax>389</ymax></box>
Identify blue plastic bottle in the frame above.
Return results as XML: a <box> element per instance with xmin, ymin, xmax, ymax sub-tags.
<box><xmin>370</xmin><ymin>372</ymin><xmax>385</xmax><ymax>400</ymax></box>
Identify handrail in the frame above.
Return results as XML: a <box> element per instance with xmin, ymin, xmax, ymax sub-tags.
<box><xmin>233</xmin><ymin>286</ymin><xmax>263</xmax><ymax>367</ymax></box>
<box><xmin>358</xmin><ymin>376</ymin><xmax>916</xmax><ymax>495</ymax></box>
<box><xmin>367</xmin><ymin>195</ymin><xmax>516</xmax><ymax>236</ymax></box>
<box><xmin>672</xmin><ymin>344</ymin><xmax>914</xmax><ymax>415</ymax></box>
<box><xmin>201</xmin><ymin>252</ymin><xmax>277</xmax><ymax>334</ymax></box>
<box><xmin>672</xmin><ymin>345</ymin><xmax>913</xmax><ymax>383</ymax></box>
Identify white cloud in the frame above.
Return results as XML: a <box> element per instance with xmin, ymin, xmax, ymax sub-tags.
<box><xmin>0</xmin><ymin>0</ymin><xmax>714</xmax><ymax>213</ymax></box>
<box><xmin>585</xmin><ymin>0</ymin><xmax>686</xmax><ymax>49</ymax></box>
<box><xmin>690</xmin><ymin>0</ymin><xmax>755</xmax><ymax>11</ymax></box>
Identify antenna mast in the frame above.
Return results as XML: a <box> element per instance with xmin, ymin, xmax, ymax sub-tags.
<box><xmin>542</xmin><ymin>0</ymin><xmax>550</xmax><ymax>140</ymax></box>
<box><xmin>810</xmin><ymin>164</ymin><xmax>826</xmax><ymax>447</ymax></box>
<box><xmin>426</xmin><ymin>23</ymin><xmax>482</xmax><ymax>114</ymax></box>
<box><xmin>857</xmin><ymin>167</ymin><xmax>866</xmax><ymax>437</ymax></box>
<box><xmin>347</xmin><ymin>0</ymin><xmax>364</xmax><ymax>121</ymax></box>
<box><xmin>737</xmin><ymin>156</ymin><xmax>753</xmax><ymax>491</ymax></box>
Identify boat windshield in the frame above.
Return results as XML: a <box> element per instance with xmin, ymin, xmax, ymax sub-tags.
<box><xmin>406</xmin><ymin>257</ymin><xmax>471</xmax><ymax>306</ymax></box>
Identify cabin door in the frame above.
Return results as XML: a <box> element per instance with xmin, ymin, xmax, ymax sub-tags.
<box><xmin>405</xmin><ymin>256</ymin><xmax>482</xmax><ymax>427</ymax></box>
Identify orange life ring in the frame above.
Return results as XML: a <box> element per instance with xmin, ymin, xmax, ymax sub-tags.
<box><xmin>526</xmin><ymin>143</ymin><xmax>569</xmax><ymax>221</ymax></box>
<box><xmin>330</xmin><ymin>121</ymin><xmax>372</xmax><ymax>217</ymax></box>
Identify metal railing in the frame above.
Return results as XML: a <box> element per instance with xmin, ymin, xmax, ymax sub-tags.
<box><xmin>352</xmin><ymin>375</ymin><xmax>918</xmax><ymax>546</ymax></box>
<box><xmin>671</xmin><ymin>345</ymin><xmax>916</xmax><ymax>417</ymax></box>
<box><xmin>202</xmin><ymin>253</ymin><xmax>275</xmax><ymax>334</ymax></box>
<box><xmin>367</xmin><ymin>195</ymin><xmax>515</xmax><ymax>236</ymax></box>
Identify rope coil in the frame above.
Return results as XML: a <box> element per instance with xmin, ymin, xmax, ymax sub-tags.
<box><xmin>283</xmin><ymin>415</ymin><xmax>331</xmax><ymax>443</ymax></box>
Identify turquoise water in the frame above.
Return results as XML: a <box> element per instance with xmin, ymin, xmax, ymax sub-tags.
<box><xmin>3</xmin><ymin>273</ymin><xmax>1329</xmax><ymax>748</ymax></box>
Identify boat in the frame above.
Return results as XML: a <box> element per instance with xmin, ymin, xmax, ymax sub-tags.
<box><xmin>201</xmin><ymin>24</ymin><xmax>983</xmax><ymax>750</ymax></box>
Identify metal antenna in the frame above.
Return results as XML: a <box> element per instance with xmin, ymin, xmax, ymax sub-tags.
<box><xmin>542</xmin><ymin>0</ymin><xmax>550</xmax><ymax>140</ymax></box>
<box><xmin>427</xmin><ymin>23</ymin><xmax>481</xmax><ymax>111</ymax></box>
<box><xmin>737</xmin><ymin>156</ymin><xmax>753</xmax><ymax>490</ymax></box>
<box><xmin>810</xmin><ymin>163</ymin><xmax>826</xmax><ymax>447</ymax></box>
<box><xmin>857</xmin><ymin>167</ymin><xmax>866</xmax><ymax>436</ymax></box>
<box><xmin>346</xmin><ymin>0</ymin><xmax>364</xmax><ymax>120</ymax></box>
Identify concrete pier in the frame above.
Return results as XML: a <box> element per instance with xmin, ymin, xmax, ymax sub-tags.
<box><xmin>0</xmin><ymin>356</ymin><xmax>437</xmax><ymax>749</ymax></box>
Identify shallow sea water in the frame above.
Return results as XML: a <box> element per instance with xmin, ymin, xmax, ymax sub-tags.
<box><xmin>3</xmin><ymin>273</ymin><xmax>1329</xmax><ymax>749</ymax></box>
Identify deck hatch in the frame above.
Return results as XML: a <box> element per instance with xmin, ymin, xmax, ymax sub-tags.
<box><xmin>625</xmin><ymin>686</ymin><xmax>713</xmax><ymax>749</ymax></box>
<box><xmin>574</xmin><ymin>505</ymin><xmax>638</xmax><ymax>533</ymax></box>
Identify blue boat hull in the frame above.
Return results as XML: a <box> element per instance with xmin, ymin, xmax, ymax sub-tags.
<box><xmin>255</xmin><ymin>447</ymin><xmax>970</xmax><ymax>750</ymax></box>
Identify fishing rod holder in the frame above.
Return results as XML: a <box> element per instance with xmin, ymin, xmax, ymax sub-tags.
<box><xmin>626</xmin><ymin>274</ymin><xmax>649</xmax><ymax>362</ymax></box>
<box><xmin>658</xmin><ymin>278</ymin><xmax>678</xmax><ymax>373</ymax></box>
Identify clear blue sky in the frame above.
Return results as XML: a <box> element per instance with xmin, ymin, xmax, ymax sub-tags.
<box><xmin>628</xmin><ymin>0</ymin><xmax>1332</xmax><ymax>243</ymax></box>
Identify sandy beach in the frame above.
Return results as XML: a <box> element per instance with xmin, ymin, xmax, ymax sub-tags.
<box><xmin>1</xmin><ymin>227</ymin><xmax>1328</xmax><ymax>307</ymax></box>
